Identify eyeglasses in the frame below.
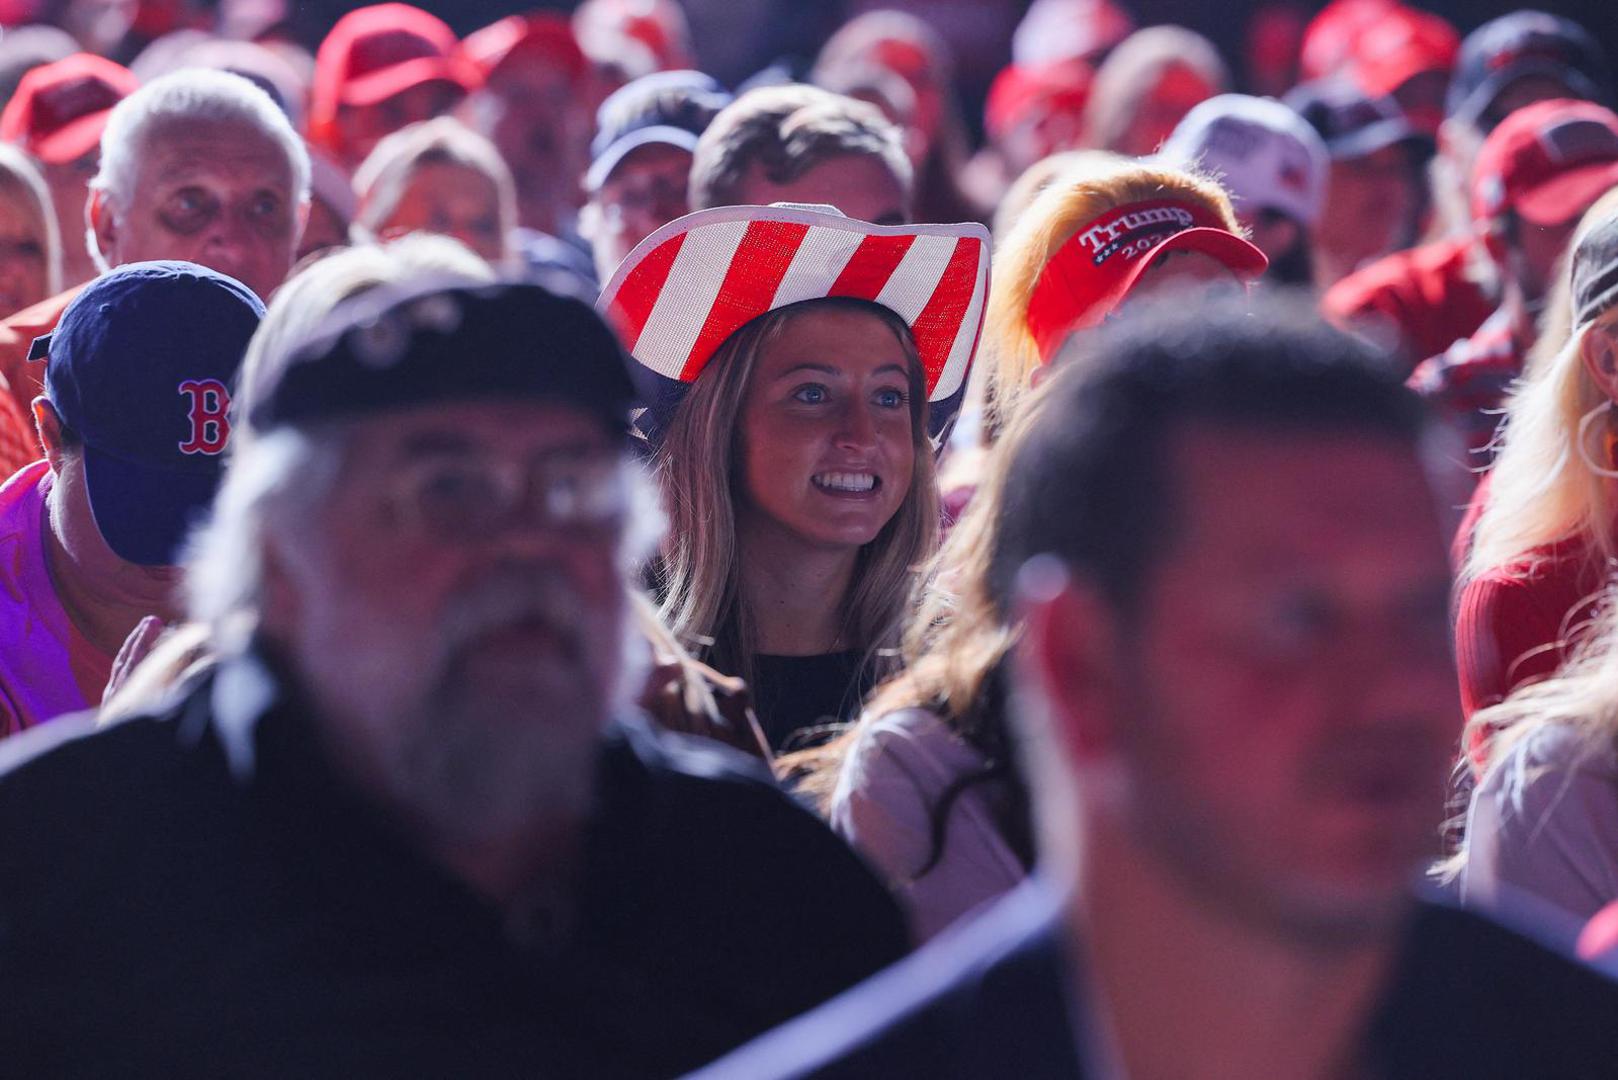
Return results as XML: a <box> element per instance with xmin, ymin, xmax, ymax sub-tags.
<box><xmin>383</xmin><ymin>452</ymin><xmax>629</xmax><ymax>542</ymax></box>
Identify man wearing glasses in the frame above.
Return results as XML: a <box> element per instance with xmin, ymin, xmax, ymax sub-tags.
<box><xmin>0</xmin><ymin>278</ymin><xmax>907</xmax><ymax>1077</ymax></box>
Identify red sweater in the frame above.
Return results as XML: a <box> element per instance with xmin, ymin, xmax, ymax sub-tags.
<box><xmin>1455</xmin><ymin>532</ymin><xmax>1607</xmax><ymax>729</ymax></box>
<box><xmin>1322</xmin><ymin>236</ymin><xmax>1496</xmax><ymax>371</ymax></box>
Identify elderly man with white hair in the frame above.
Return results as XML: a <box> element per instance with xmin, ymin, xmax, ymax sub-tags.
<box><xmin>0</xmin><ymin>66</ymin><xmax>308</xmax><ymax>430</ymax></box>
<box><xmin>0</xmin><ymin>276</ymin><xmax>908</xmax><ymax>1077</ymax></box>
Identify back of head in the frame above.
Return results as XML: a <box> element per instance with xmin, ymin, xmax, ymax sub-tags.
<box><xmin>1082</xmin><ymin>25</ymin><xmax>1228</xmax><ymax>153</ymax></box>
<box><xmin>972</xmin><ymin>157</ymin><xmax>1242</xmax><ymax>446</ymax></box>
<box><xmin>689</xmin><ymin>83</ymin><xmax>911</xmax><ymax>211</ymax></box>
<box><xmin>93</xmin><ymin>67</ymin><xmax>311</xmax><ymax>213</ymax></box>
<box><xmin>986</xmin><ymin>295</ymin><xmax>1424</xmax><ymax>618</ymax></box>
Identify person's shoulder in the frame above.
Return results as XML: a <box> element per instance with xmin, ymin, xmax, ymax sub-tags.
<box><xmin>0</xmin><ymin>678</ymin><xmax>209</xmax><ymax>826</ymax></box>
<box><xmin>1377</xmin><ymin>896</ymin><xmax>1618</xmax><ymax>1071</ymax></box>
<box><xmin>693</xmin><ymin>880</ymin><xmax>1082</xmax><ymax>1079</ymax></box>
<box><xmin>1</xmin><ymin>286</ymin><xmax>81</xmax><ymax>336</ymax></box>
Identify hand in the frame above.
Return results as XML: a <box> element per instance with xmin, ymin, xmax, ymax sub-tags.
<box><xmin>103</xmin><ymin>615</ymin><xmax>167</xmax><ymax>703</ymax></box>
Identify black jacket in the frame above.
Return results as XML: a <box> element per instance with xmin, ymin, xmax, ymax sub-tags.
<box><xmin>694</xmin><ymin>880</ymin><xmax>1618</xmax><ymax>1079</ymax></box>
<box><xmin>0</xmin><ymin>652</ymin><xmax>909</xmax><ymax>1078</ymax></box>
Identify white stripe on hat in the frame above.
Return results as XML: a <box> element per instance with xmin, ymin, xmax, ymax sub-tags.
<box><xmin>631</xmin><ymin>217</ymin><xmax>750</xmax><ymax>381</ymax></box>
<box><xmin>769</xmin><ymin>226</ymin><xmax>866</xmax><ymax>309</ymax></box>
<box><xmin>875</xmin><ymin>234</ymin><xmax>956</xmax><ymax>323</ymax></box>
<box><xmin>933</xmin><ymin>245</ymin><xmax>989</xmax><ymax>401</ymax></box>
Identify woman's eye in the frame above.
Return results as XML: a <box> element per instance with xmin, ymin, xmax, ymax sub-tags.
<box><xmin>874</xmin><ymin>387</ymin><xmax>907</xmax><ymax>408</ymax></box>
<box><xmin>792</xmin><ymin>385</ymin><xmax>828</xmax><ymax>404</ymax></box>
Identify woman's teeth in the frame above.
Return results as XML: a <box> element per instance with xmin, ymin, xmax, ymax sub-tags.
<box><xmin>813</xmin><ymin>472</ymin><xmax>877</xmax><ymax>492</ymax></box>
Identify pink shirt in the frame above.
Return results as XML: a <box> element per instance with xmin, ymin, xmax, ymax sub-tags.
<box><xmin>0</xmin><ymin>461</ymin><xmax>113</xmax><ymax>736</ymax></box>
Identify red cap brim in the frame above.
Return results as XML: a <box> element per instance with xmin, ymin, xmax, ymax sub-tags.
<box><xmin>339</xmin><ymin>55</ymin><xmax>470</xmax><ymax>107</ymax></box>
<box><xmin>1516</xmin><ymin>161</ymin><xmax>1618</xmax><ymax>227</ymax></box>
<box><xmin>1080</xmin><ymin>227</ymin><xmax>1268</xmax><ymax>334</ymax></box>
<box><xmin>29</xmin><ymin>109</ymin><xmax>110</xmax><ymax>165</ymax></box>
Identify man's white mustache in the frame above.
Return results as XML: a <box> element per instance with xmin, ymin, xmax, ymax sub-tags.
<box><xmin>436</xmin><ymin>570</ymin><xmax>586</xmax><ymax>657</ymax></box>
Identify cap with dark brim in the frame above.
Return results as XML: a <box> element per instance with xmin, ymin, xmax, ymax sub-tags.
<box><xmin>249</xmin><ymin>277</ymin><xmax>640</xmax><ymax>434</ymax></box>
<box><xmin>83</xmin><ymin>446</ymin><xmax>224</xmax><ymax>566</ymax></box>
<box><xmin>1323</xmin><ymin>117</ymin><xmax>1432</xmax><ymax>161</ymax></box>
<box><xmin>585</xmin><ymin>125</ymin><xmax>699</xmax><ymax>192</ymax></box>
<box><xmin>1449</xmin><ymin>62</ymin><xmax>1603</xmax><ymax>126</ymax></box>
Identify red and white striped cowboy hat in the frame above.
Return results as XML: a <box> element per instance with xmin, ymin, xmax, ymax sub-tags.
<box><xmin>597</xmin><ymin>203</ymin><xmax>991</xmax><ymax>443</ymax></box>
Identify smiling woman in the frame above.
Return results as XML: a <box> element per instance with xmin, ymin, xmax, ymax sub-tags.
<box><xmin>598</xmin><ymin>203</ymin><xmax>989</xmax><ymax>750</ymax></box>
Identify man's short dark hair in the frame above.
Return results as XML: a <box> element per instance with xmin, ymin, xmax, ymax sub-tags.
<box><xmin>987</xmin><ymin>296</ymin><xmax>1429</xmax><ymax>618</ymax></box>
<box><xmin>688</xmin><ymin>83</ymin><xmax>911</xmax><ymax>211</ymax></box>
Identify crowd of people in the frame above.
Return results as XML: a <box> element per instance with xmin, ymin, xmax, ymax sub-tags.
<box><xmin>1</xmin><ymin>0</ymin><xmax>1618</xmax><ymax>1075</ymax></box>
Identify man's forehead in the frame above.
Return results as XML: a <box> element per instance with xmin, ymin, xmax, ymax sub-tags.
<box><xmin>1162</xmin><ymin>423</ymin><xmax>1440</xmax><ymax>547</ymax></box>
<box><xmin>139</xmin><ymin>120</ymin><xmax>291</xmax><ymax>182</ymax></box>
<box><xmin>348</xmin><ymin>400</ymin><xmax>618</xmax><ymax>460</ymax></box>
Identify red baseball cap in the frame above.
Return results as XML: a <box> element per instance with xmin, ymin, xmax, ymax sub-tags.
<box><xmin>1026</xmin><ymin>199</ymin><xmax>1268</xmax><ymax>362</ymax></box>
<box><xmin>1471</xmin><ymin>99</ymin><xmax>1618</xmax><ymax>227</ymax></box>
<box><xmin>0</xmin><ymin>53</ymin><xmax>137</xmax><ymax>165</ymax></box>
<box><xmin>985</xmin><ymin>60</ymin><xmax>1092</xmax><ymax>147</ymax></box>
<box><xmin>1299</xmin><ymin>0</ymin><xmax>1400</xmax><ymax>82</ymax></box>
<box><xmin>309</xmin><ymin>3</ymin><xmax>477</xmax><ymax>144</ymax></box>
<box><xmin>461</xmin><ymin>12</ymin><xmax>586</xmax><ymax>84</ymax></box>
<box><xmin>1351</xmin><ymin>7</ymin><xmax>1459</xmax><ymax>99</ymax></box>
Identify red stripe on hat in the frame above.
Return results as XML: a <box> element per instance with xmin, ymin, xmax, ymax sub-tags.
<box><xmin>607</xmin><ymin>231</ymin><xmax>685</xmax><ymax>351</ymax></box>
<box><xmin>679</xmin><ymin>220</ymin><xmax>810</xmax><ymax>382</ymax></box>
<box><xmin>828</xmin><ymin>233</ymin><xmax>917</xmax><ymax>300</ymax></box>
<box><xmin>908</xmin><ymin>238</ymin><xmax>981</xmax><ymax>395</ymax></box>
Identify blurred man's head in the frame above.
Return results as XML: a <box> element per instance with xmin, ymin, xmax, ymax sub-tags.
<box><xmin>1287</xmin><ymin>77</ymin><xmax>1432</xmax><ymax>287</ymax></box>
<box><xmin>580</xmin><ymin>70</ymin><xmax>728</xmax><ymax>283</ymax></box>
<box><xmin>997</xmin><ymin>298</ymin><xmax>1456</xmax><ymax>945</ymax></box>
<box><xmin>690</xmin><ymin>84</ymin><xmax>912</xmax><ymax>224</ymax></box>
<box><xmin>89</xmin><ymin>69</ymin><xmax>310</xmax><ymax>303</ymax></box>
<box><xmin>1436</xmin><ymin>12</ymin><xmax>1612</xmax><ymax>232</ymax></box>
<box><xmin>31</xmin><ymin>261</ymin><xmax>262</xmax><ymax>614</ymax></box>
<box><xmin>1472</xmin><ymin>99</ymin><xmax>1618</xmax><ymax>306</ymax></box>
<box><xmin>460</xmin><ymin>13</ymin><xmax>593</xmax><ymax>237</ymax></box>
<box><xmin>0</xmin><ymin>53</ymin><xmax>138</xmax><ymax>289</ymax></box>
<box><xmin>191</xmin><ymin>280</ymin><xmax>656</xmax><ymax>848</ymax></box>
<box><xmin>309</xmin><ymin>3</ymin><xmax>477</xmax><ymax>172</ymax></box>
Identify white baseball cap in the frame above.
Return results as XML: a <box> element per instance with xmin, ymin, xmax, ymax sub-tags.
<box><xmin>1158</xmin><ymin>93</ymin><xmax>1329</xmax><ymax>227</ymax></box>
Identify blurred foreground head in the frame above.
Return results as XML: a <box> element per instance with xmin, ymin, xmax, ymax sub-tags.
<box><xmin>997</xmin><ymin>296</ymin><xmax>1457</xmax><ymax>945</ymax></box>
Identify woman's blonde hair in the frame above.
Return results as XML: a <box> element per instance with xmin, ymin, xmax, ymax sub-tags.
<box><xmin>1080</xmin><ymin>26</ymin><xmax>1227</xmax><ymax>154</ymax></box>
<box><xmin>0</xmin><ymin>143</ymin><xmax>60</xmax><ymax>299</ymax></box>
<box><xmin>352</xmin><ymin>116</ymin><xmax>518</xmax><ymax>264</ymax></box>
<box><xmin>1465</xmin><ymin>191</ymin><xmax>1618</xmax><ymax>580</ymax></box>
<box><xmin>967</xmin><ymin>157</ymin><xmax>1241</xmax><ymax>446</ymax></box>
<box><xmin>651</xmin><ymin>297</ymin><xmax>939</xmax><ymax>695</ymax></box>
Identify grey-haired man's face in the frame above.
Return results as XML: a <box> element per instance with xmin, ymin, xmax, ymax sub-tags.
<box><xmin>93</xmin><ymin>119</ymin><xmax>300</xmax><ymax>302</ymax></box>
<box><xmin>259</xmin><ymin>400</ymin><xmax>631</xmax><ymax>841</ymax></box>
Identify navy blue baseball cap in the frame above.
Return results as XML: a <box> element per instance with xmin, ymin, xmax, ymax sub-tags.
<box><xmin>585</xmin><ymin>69</ymin><xmax>731</xmax><ymax>192</ymax></box>
<box><xmin>1446</xmin><ymin>12</ymin><xmax>1611</xmax><ymax>128</ymax></box>
<box><xmin>247</xmin><ymin>276</ymin><xmax>638</xmax><ymax>437</ymax></box>
<box><xmin>30</xmin><ymin>261</ymin><xmax>264</xmax><ymax>566</ymax></box>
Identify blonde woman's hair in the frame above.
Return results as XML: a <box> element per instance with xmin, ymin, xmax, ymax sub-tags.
<box><xmin>651</xmin><ymin>297</ymin><xmax>939</xmax><ymax>695</ymax></box>
<box><xmin>992</xmin><ymin>149</ymin><xmax>1124</xmax><ymax>244</ymax></box>
<box><xmin>967</xmin><ymin>157</ymin><xmax>1242</xmax><ymax>446</ymax></box>
<box><xmin>352</xmin><ymin>116</ymin><xmax>518</xmax><ymax>262</ymax></box>
<box><xmin>1465</xmin><ymin>191</ymin><xmax>1618</xmax><ymax>580</ymax></box>
<box><xmin>1081</xmin><ymin>26</ymin><xmax>1228</xmax><ymax>154</ymax></box>
<box><xmin>0</xmin><ymin>143</ymin><xmax>60</xmax><ymax>298</ymax></box>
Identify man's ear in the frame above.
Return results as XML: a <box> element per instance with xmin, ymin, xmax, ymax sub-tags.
<box><xmin>1016</xmin><ymin>555</ymin><xmax>1125</xmax><ymax>764</ymax></box>
<box><xmin>1581</xmin><ymin>327</ymin><xmax>1618</xmax><ymax>404</ymax></box>
<box><xmin>33</xmin><ymin>396</ymin><xmax>66</xmax><ymax>471</ymax></box>
<box><xmin>88</xmin><ymin>189</ymin><xmax>116</xmax><ymax>267</ymax></box>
